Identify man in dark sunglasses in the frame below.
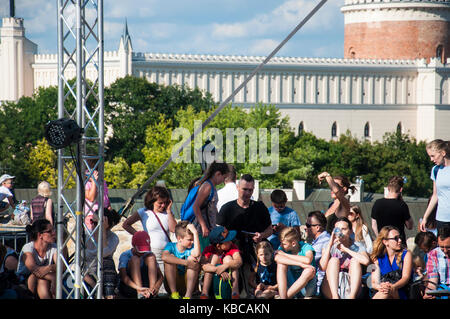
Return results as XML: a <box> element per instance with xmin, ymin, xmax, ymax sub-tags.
<box><xmin>305</xmin><ymin>211</ymin><xmax>330</xmax><ymax>296</ymax></box>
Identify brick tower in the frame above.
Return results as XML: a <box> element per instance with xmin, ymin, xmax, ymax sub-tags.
<box><xmin>342</xmin><ymin>0</ymin><xmax>450</xmax><ymax>62</ymax></box>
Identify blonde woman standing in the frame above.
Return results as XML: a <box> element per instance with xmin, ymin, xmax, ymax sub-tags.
<box><xmin>30</xmin><ymin>181</ymin><xmax>54</xmax><ymax>225</ymax></box>
<box><xmin>370</xmin><ymin>226</ymin><xmax>413</xmax><ymax>299</ymax></box>
<box><xmin>420</xmin><ymin>139</ymin><xmax>450</xmax><ymax>232</ymax></box>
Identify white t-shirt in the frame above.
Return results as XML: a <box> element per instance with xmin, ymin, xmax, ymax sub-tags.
<box><xmin>0</xmin><ymin>185</ymin><xmax>12</xmax><ymax>202</ymax></box>
<box><xmin>16</xmin><ymin>241</ymin><xmax>57</xmax><ymax>276</ymax></box>
<box><xmin>138</xmin><ymin>208</ymin><xmax>171</xmax><ymax>251</ymax></box>
<box><xmin>432</xmin><ymin>165</ymin><xmax>450</xmax><ymax>222</ymax></box>
<box><xmin>217</xmin><ymin>182</ymin><xmax>238</xmax><ymax>212</ymax></box>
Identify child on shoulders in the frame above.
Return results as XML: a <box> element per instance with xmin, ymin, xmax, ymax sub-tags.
<box><xmin>200</xmin><ymin>225</ymin><xmax>242</xmax><ymax>299</ymax></box>
<box><xmin>275</xmin><ymin>226</ymin><xmax>316</xmax><ymax>299</ymax></box>
<box><xmin>162</xmin><ymin>221</ymin><xmax>201</xmax><ymax>299</ymax></box>
<box><xmin>118</xmin><ymin>231</ymin><xmax>163</xmax><ymax>299</ymax></box>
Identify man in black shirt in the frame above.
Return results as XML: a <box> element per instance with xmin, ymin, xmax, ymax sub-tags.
<box><xmin>217</xmin><ymin>174</ymin><xmax>272</xmax><ymax>265</ymax></box>
<box><xmin>371</xmin><ymin>176</ymin><xmax>414</xmax><ymax>244</ymax></box>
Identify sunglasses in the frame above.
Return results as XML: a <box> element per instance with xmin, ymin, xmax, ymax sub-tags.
<box><xmin>305</xmin><ymin>223</ymin><xmax>320</xmax><ymax>228</ymax></box>
<box><xmin>41</xmin><ymin>228</ymin><xmax>55</xmax><ymax>234</ymax></box>
<box><xmin>385</xmin><ymin>236</ymin><xmax>401</xmax><ymax>242</ymax></box>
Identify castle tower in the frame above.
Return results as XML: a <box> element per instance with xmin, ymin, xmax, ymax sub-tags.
<box><xmin>118</xmin><ymin>19</ymin><xmax>133</xmax><ymax>77</ymax></box>
<box><xmin>0</xmin><ymin>16</ymin><xmax>37</xmax><ymax>102</ymax></box>
<box><xmin>342</xmin><ymin>0</ymin><xmax>450</xmax><ymax>62</ymax></box>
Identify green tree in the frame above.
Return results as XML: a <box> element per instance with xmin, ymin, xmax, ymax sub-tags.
<box><xmin>104</xmin><ymin>76</ymin><xmax>216</xmax><ymax>163</ymax></box>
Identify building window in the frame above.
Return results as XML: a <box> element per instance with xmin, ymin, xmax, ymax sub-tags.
<box><xmin>331</xmin><ymin>122</ymin><xmax>337</xmax><ymax>138</ymax></box>
<box><xmin>348</xmin><ymin>47</ymin><xmax>356</xmax><ymax>59</ymax></box>
<box><xmin>298</xmin><ymin>121</ymin><xmax>304</xmax><ymax>137</ymax></box>
<box><xmin>364</xmin><ymin>122</ymin><xmax>370</xmax><ymax>138</ymax></box>
<box><xmin>436</xmin><ymin>45</ymin><xmax>444</xmax><ymax>63</ymax></box>
<box><xmin>396</xmin><ymin>122</ymin><xmax>402</xmax><ymax>134</ymax></box>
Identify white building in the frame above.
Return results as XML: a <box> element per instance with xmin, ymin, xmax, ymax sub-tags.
<box><xmin>2</xmin><ymin>1</ymin><xmax>450</xmax><ymax>142</ymax></box>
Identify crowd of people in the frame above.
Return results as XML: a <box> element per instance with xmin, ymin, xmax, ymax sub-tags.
<box><xmin>1</xmin><ymin>139</ymin><xmax>450</xmax><ymax>300</ymax></box>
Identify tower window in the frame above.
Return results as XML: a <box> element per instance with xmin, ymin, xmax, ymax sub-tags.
<box><xmin>436</xmin><ymin>45</ymin><xmax>444</xmax><ymax>63</ymax></box>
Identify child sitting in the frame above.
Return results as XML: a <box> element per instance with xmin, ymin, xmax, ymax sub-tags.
<box><xmin>118</xmin><ymin>231</ymin><xmax>163</xmax><ymax>299</ymax></box>
<box><xmin>275</xmin><ymin>226</ymin><xmax>316</xmax><ymax>299</ymax></box>
<box><xmin>200</xmin><ymin>225</ymin><xmax>242</xmax><ymax>299</ymax></box>
<box><xmin>249</xmin><ymin>240</ymin><xmax>278</xmax><ymax>299</ymax></box>
<box><xmin>162</xmin><ymin>221</ymin><xmax>201</xmax><ymax>299</ymax></box>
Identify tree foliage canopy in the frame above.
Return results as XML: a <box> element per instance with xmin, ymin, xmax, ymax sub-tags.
<box><xmin>0</xmin><ymin>76</ymin><xmax>434</xmax><ymax>197</ymax></box>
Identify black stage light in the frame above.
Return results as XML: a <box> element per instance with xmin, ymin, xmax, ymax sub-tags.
<box><xmin>45</xmin><ymin>118</ymin><xmax>83</xmax><ymax>149</ymax></box>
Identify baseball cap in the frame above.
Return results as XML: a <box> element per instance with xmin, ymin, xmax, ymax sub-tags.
<box><xmin>209</xmin><ymin>226</ymin><xmax>236</xmax><ymax>244</ymax></box>
<box><xmin>0</xmin><ymin>174</ymin><xmax>15</xmax><ymax>184</ymax></box>
<box><xmin>132</xmin><ymin>231</ymin><xmax>151</xmax><ymax>253</ymax></box>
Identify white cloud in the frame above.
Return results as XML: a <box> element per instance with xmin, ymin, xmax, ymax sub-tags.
<box><xmin>105</xmin><ymin>0</ymin><xmax>158</xmax><ymax>19</ymax></box>
<box><xmin>212</xmin><ymin>0</ymin><xmax>342</xmax><ymax>39</ymax></box>
<box><xmin>248</xmin><ymin>39</ymin><xmax>279</xmax><ymax>56</ymax></box>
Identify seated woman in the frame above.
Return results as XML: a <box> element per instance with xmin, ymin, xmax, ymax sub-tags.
<box><xmin>83</xmin><ymin>208</ymin><xmax>121</xmax><ymax>299</ymax></box>
<box><xmin>370</xmin><ymin>226</ymin><xmax>413</xmax><ymax>299</ymax></box>
<box><xmin>16</xmin><ymin>219</ymin><xmax>58</xmax><ymax>299</ymax></box>
<box><xmin>348</xmin><ymin>205</ymin><xmax>373</xmax><ymax>254</ymax></box>
<box><xmin>320</xmin><ymin>217</ymin><xmax>370</xmax><ymax>299</ymax></box>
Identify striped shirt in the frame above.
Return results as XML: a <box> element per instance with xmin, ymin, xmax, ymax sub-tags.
<box><xmin>312</xmin><ymin>231</ymin><xmax>331</xmax><ymax>294</ymax></box>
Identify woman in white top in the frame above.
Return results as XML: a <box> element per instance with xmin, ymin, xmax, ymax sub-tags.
<box><xmin>122</xmin><ymin>186</ymin><xmax>176</xmax><ymax>293</ymax></box>
<box><xmin>420</xmin><ymin>139</ymin><xmax>450</xmax><ymax>231</ymax></box>
<box><xmin>16</xmin><ymin>219</ymin><xmax>58</xmax><ymax>299</ymax></box>
<box><xmin>349</xmin><ymin>205</ymin><xmax>373</xmax><ymax>254</ymax></box>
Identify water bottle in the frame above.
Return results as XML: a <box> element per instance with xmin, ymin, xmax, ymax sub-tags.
<box><xmin>333</xmin><ymin>227</ymin><xmax>343</xmax><ymax>238</ymax></box>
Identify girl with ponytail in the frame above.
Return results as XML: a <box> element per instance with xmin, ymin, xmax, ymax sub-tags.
<box><xmin>370</xmin><ymin>226</ymin><xmax>413</xmax><ymax>299</ymax></box>
<box><xmin>192</xmin><ymin>161</ymin><xmax>229</xmax><ymax>251</ymax></box>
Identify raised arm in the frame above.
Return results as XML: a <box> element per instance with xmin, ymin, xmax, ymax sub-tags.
<box><xmin>318</xmin><ymin>172</ymin><xmax>350</xmax><ymax>214</ymax></box>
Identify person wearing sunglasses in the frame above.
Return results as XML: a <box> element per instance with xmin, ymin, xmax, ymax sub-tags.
<box><xmin>348</xmin><ymin>205</ymin><xmax>373</xmax><ymax>254</ymax></box>
<box><xmin>16</xmin><ymin>219</ymin><xmax>59</xmax><ymax>299</ymax></box>
<box><xmin>370</xmin><ymin>226</ymin><xmax>413</xmax><ymax>299</ymax></box>
<box><xmin>305</xmin><ymin>210</ymin><xmax>330</xmax><ymax>296</ymax></box>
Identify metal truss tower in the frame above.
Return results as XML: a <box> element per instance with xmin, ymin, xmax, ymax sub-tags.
<box><xmin>56</xmin><ymin>0</ymin><xmax>104</xmax><ymax>299</ymax></box>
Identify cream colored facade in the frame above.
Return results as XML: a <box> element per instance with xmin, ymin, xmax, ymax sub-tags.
<box><xmin>1</xmin><ymin>13</ymin><xmax>450</xmax><ymax>142</ymax></box>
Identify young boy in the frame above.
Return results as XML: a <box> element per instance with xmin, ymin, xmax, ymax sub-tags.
<box><xmin>275</xmin><ymin>226</ymin><xmax>316</xmax><ymax>299</ymax></box>
<box><xmin>118</xmin><ymin>231</ymin><xmax>163</xmax><ymax>299</ymax></box>
<box><xmin>162</xmin><ymin>221</ymin><xmax>201</xmax><ymax>299</ymax></box>
<box><xmin>200</xmin><ymin>225</ymin><xmax>242</xmax><ymax>299</ymax></box>
<box><xmin>267</xmin><ymin>189</ymin><xmax>301</xmax><ymax>249</ymax></box>
<box><xmin>0</xmin><ymin>174</ymin><xmax>16</xmax><ymax>214</ymax></box>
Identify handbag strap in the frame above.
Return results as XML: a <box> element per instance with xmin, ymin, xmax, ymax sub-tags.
<box><xmin>151</xmin><ymin>210</ymin><xmax>171</xmax><ymax>242</ymax></box>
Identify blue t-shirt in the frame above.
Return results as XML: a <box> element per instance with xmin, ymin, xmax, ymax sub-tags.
<box><xmin>255</xmin><ymin>261</ymin><xmax>277</xmax><ymax>286</ymax></box>
<box><xmin>431</xmin><ymin>165</ymin><xmax>450</xmax><ymax>222</ymax></box>
<box><xmin>163</xmin><ymin>242</ymin><xmax>194</xmax><ymax>274</ymax></box>
<box><xmin>268</xmin><ymin>206</ymin><xmax>301</xmax><ymax>248</ymax></box>
<box><xmin>279</xmin><ymin>241</ymin><xmax>316</xmax><ymax>274</ymax></box>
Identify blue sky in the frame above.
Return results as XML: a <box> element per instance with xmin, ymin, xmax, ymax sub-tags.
<box><xmin>10</xmin><ymin>0</ymin><xmax>344</xmax><ymax>58</ymax></box>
